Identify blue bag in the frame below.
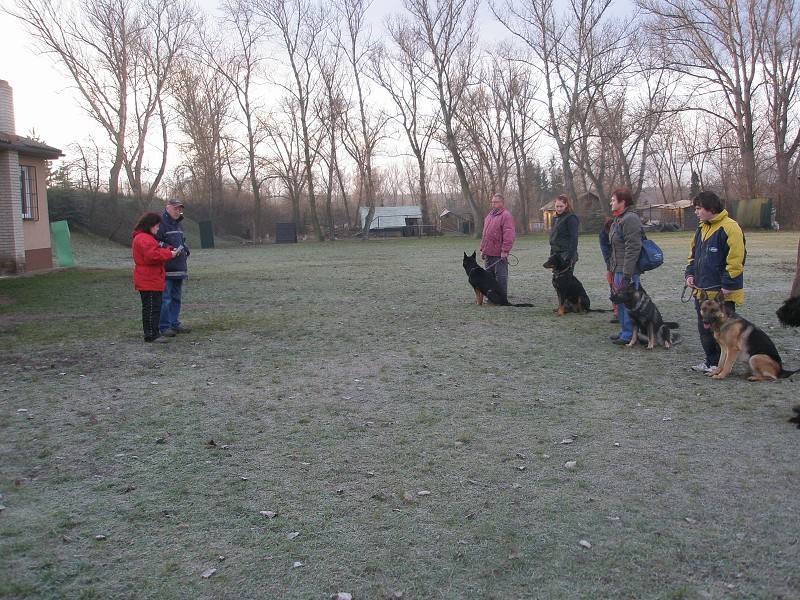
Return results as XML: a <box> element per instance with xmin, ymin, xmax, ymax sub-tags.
<box><xmin>637</xmin><ymin>237</ymin><xmax>664</xmax><ymax>271</ymax></box>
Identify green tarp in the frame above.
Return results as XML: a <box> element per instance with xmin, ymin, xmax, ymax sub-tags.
<box><xmin>50</xmin><ymin>220</ymin><xmax>74</xmax><ymax>267</ymax></box>
<box><xmin>728</xmin><ymin>198</ymin><xmax>772</xmax><ymax>229</ymax></box>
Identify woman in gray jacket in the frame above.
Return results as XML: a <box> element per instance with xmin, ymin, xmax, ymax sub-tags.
<box><xmin>608</xmin><ymin>188</ymin><xmax>643</xmax><ymax>345</ymax></box>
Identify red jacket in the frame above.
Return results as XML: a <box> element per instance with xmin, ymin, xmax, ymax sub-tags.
<box><xmin>132</xmin><ymin>230</ymin><xmax>173</xmax><ymax>292</ymax></box>
<box><xmin>480</xmin><ymin>208</ymin><xmax>516</xmax><ymax>256</ymax></box>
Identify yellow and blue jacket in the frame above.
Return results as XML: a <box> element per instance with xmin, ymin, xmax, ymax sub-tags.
<box><xmin>685</xmin><ymin>209</ymin><xmax>745</xmax><ymax>305</ymax></box>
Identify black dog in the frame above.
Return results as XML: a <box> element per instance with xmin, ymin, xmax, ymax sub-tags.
<box><xmin>776</xmin><ymin>295</ymin><xmax>800</xmax><ymax>327</ymax></box>
<box><xmin>789</xmin><ymin>405</ymin><xmax>800</xmax><ymax>429</ymax></box>
<box><xmin>542</xmin><ymin>254</ymin><xmax>590</xmax><ymax>315</ymax></box>
<box><xmin>462</xmin><ymin>252</ymin><xmax>532</xmax><ymax>307</ymax></box>
<box><xmin>609</xmin><ymin>281</ymin><xmax>679</xmax><ymax>349</ymax></box>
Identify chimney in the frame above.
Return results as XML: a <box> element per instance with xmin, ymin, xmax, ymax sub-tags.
<box><xmin>0</xmin><ymin>80</ymin><xmax>16</xmax><ymax>135</ymax></box>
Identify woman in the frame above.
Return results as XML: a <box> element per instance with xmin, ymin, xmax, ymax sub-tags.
<box><xmin>608</xmin><ymin>188</ymin><xmax>643</xmax><ymax>345</ymax></box>
<box><xmin>599</xmin><ymin>217</ymin><xmax>619</xmax><ymax>323</ymax></box>
<box><xmin>132</xmin><ymin>212</ymin><xmax>180</xmax><ymax>343</ymax></box>
<box><xmin>549</xmin><ymin>195</ymin><xmax>579</xmax><ymax>273</ymax></box>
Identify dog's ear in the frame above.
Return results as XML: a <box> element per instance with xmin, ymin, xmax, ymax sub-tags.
<box><xmin>470</xmin><ymin>251</ymin><xmax>476</xmax><ymax>259</ymax></box>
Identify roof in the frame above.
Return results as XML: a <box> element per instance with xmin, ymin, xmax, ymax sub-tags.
<box><xmin>648</xmin><ymin>199</ymin><xmax>693</xmax><ymax>209</ymax></box>
<box><xmin>360</xmin><ymin>206</ymin><xmax>422</xmax><ymax>229</ymax></box>
<box><xmin>0</xmin><ymin>133</ymin><xmax>63</xmax><ymax>159</ymax></box>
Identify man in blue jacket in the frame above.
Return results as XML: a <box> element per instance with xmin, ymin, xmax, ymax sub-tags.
<box><xmin>685</xmin><ymin>191</ymin><xmax>745</xmax><ymax>373</ymax></box>
<box><xmin>157</xmin><ymin>198</ymin><xmax>191</xmax><ymax>336</ymax></box>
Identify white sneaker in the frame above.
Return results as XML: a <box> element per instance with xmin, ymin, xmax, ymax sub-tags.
<box><xmin>691</xmin><ymin>361</ymin><xmax>717</xmax><ymax>373</ymax></box>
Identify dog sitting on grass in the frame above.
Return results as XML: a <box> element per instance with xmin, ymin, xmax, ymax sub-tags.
<box><xmin>609</xmin><ymin>281</ymin><xmax>679</xmax><ymax>349</ymax></box>
<box><xmin>462</xmin><ymin>252</ymin><xmax>533</xmax><ymax>307</ymax></box>
<box><xmin>542</xmin><ymin>254</ymin><xmax>591</xmax><ymax>315</ymax></box>
<box><xmin>699</xmin><ymin>291</ymin><xmax>797</xmax><ymax>381</ymax></box>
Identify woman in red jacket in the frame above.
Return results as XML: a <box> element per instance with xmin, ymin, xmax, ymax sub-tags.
<box><xmin>132</xmin><ymin>212</ymin><xmax>180</xmax><ymax>343</ymax></box>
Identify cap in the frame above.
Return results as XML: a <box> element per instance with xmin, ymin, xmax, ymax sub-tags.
<box><xmin>167</xmin><ymin>198</ymin><xmax>184</xmax><ymax>208</ymax></box>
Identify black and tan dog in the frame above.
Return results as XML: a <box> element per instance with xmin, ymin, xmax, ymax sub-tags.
<box><xmin>609</xmin><ymin>281</ymin><xmax>679</xmax><ymax>349</ymax></box>
<box><xmin>699</xmin><ymin>291</ymin><xmax>797</xmax><ymax>380</ymax></box>
<box><xmin>542</xmin><ymin>254</ymin><xmax>590</xmax><ymax>315</ymax></box>
<box><xmin>462</xmin><ymin>252</ymin><xmax>533</xmax><ymax>307</ymax></box>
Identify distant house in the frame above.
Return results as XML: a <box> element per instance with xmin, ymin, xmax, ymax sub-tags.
<box><xmin>639</xmin><ymin>199</ymin><xmax>698</xmax><ymax>230</ymax></box>
<box><xmin>359</xmin><ymin>206</ymin><xmax>423</xmax><ymax>237</ymax></box>
<box><xmin>439</xmin><ymin>208</ymin><xmax>474</xmax><ymax>235</ymax></box>
<box><xmin>0</xmin><ymin>80</ymin><xmax>63</xmax><ymax>274</ymax></box>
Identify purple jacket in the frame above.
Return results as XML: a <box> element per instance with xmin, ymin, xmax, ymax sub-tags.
<box><xmin>480</xmin><ymin>208</ymin><xmax>515</xmax><ymax>256</ymax></box>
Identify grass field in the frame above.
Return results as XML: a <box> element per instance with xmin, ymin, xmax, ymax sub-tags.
<box><xmin>1</xmin><ymin>230</ymin><xmax>799</xmax><ymax>599</ymax></box>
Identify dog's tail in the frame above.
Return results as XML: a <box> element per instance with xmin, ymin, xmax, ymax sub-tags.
<box><xmin>509</xmin><ymin>302</ymin><xmax>534</xmax><ymax>307</ymax></box>
<box><xmin>778</xmin><ymin>367</ymin><xmax>799</xmax><ymax>379</ymax></box>
<box><xmin>788</xmin><ymin>404</ymin><xmax>800</xmax><ymax>428</ymax></box>
<box><xmin>664</xmin><ymin>321</ymin><xmax>680</xmax><ymax>329</ymax></box>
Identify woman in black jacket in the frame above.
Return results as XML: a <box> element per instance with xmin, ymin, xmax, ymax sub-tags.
<box><xmin>549</xmin><ymin>195</ymin><xmax>579</xmax><ymax>274</ymax></box>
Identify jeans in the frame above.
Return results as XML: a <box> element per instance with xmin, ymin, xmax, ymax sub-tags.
<box><xmin>159</xmin><ymin>278</ymin><xmax>184</xmax><ymax>332</ymax></box>
<box><xmin>613</xmin><ymin>272</ymin><xmax>640</xmax><ymax>342</ymax></box>
<box><xmin>484</xmin><ymin>256</ymin><xmax>508</xmax><ymax>296</ymax></box>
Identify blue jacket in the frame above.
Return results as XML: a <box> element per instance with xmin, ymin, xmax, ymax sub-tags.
<box><xmin>685</xmin><ymin>209</ymin><xmax>745</xmax><ymax>305</ymax></box>
<box><xmin>157</xmin><ymin>211</ymin><xmax>189</xmax><ymax>279</ymax></box>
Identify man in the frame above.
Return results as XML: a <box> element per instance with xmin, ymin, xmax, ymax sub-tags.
<box><xmin>479</xmin><ymin>193</ymin><xmax>516</xmax><ymax>298</ymax></box>
<box><xmin>685</xmin><ymin>190</ymin><xmax>745</xmax><ymax>373</ymax></box>
<box><xmin>157</xmin><ymin>198</ymin><xmax>191</xmax><ymax>336</ymax></box>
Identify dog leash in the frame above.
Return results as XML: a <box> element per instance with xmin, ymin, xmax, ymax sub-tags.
<box><xmin>483</xmin><ymin>253</ymin><xmax>520</xmax><ymax>269</ymax></box>
<box><xmin>681</xmin><ymin>285</ymin><xmax>724</xmax><ymax>303</ymax></box>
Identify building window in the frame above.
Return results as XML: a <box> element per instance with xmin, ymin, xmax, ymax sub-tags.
<box><xmin>21</xmin><ymin>165</ymin><xmax>39</xmax><ymax>221</ymax></box>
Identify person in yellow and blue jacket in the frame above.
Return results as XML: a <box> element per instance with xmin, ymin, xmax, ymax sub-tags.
<box><xmin>684</xmin><ymin>191</ymin><xmax>746</xmax><ymax>374</ymax></box>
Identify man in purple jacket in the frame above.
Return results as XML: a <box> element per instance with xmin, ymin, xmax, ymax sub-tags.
<box><xmin>479</xmin><ymin>193</ymin><xmax>516</xmax><ymax>298</ymax></box>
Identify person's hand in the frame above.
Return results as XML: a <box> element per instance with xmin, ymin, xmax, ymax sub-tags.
<box><xmin>500</xmin><ymin>251</ymin><xmax>509</xmax><ymax>260</ymax></box>
<box><xmin>171</xmin><ymin>247</ymin><xmax>181</xmax><ymax>258</ymax></box>
<box><xmin>481</xmin><ymin>253</ymin><xmax>487</xmax><ymax>261</ymax></box>
<box><xmin>686</xmin><ymin>276</ymin><xmax>695</xmax><ymax>288</ymax></box>
<box><xmin>720</xmin><ymin>288</ymin><xmax>731</xmax><ymax>298</ymax></box>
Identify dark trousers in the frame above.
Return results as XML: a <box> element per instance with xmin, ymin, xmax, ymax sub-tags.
<box><xmin>140</xmin><ymin>291</ymin><xmax>163</xmax><ymax>341</ymax></box>
<box><xmin>694</xmin><ymin>297</ymin><xmax>736</xmax><ymax>366</ymax></box>
<box><xmin>484</xmin><ymin>256</ymin><xmax>508</xmax><ymax>296</ymax></box>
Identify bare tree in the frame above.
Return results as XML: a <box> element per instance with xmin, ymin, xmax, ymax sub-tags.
<box><xmin>403</xmin><ymin>0</ymin><xmax>483</xmax><ymax>235</ymax></box>
<box><xmin>258</xmin><ymin>0</ymin><xmax>327</xmax><ymax>241</ymax></box>
<box><xmin>10</xmin><ymin>0</ymin><xmax>197</xmax><ymax>206</ymax></box>
<box><xmin>760</xmin><ymin>0</ymin><xmax>800</xmax><ymax>227</ymax></box>
<box><xmin>334</xmin><ymin>0</ymin><xmax>388</xmax><ymax>241</ymax></box>
<box><xmin>314</xmin><ymin>30</ymin><xmax>347</xmax><ymax>240</ymax></box>
<box><xmin>456</xmin><ymin>75</ymin><xmax>512</xmax><ymax>207</ymax></box>
<box><xmin>209</xmin><ymin>0</ymin><xmax>273</xmax><ymax>241</ymax></box>
<box><xmin>173</xmin><ymin>55</ymin><xmax>233</xmax><ymax>223</ymax></box>
<box><xmin>371</xmin><ymin>14</ymin><xmax>439</xmax><ymax>229</ymax></box>
<box><xmin>637</xmin><ymin>0</ymin><xmax>763</xmax><ymax>200</ymax></box>
<box><xmin>492</xmin><ymin>0</ymin><xmax>632</xmax><ymax>206</ymax></box>
<box><xmin>487</xmin><ymin>46</ymin><xmax>541</xmax><ymax>233</ymax></box>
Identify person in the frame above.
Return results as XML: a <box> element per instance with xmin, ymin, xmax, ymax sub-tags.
<box><xmin>479</xmin><ymin>193</ymin><xmax>516</xmax><ymax>298</ymax></box>
<box><xmin>132</xmin><ymin>212</ymin><xmax>181</xmax><ymax>343</ymax></box>
<box><xmin>685</xmin><ymin>190</ymin><xmax>745</xmax><ymax>373</ymax></box>
<box><xmin>608</xmin><ymin>188</ymin><xmax>643</xmax><ymax>345</ymax></box>
<box><xmin>549</xmin><ymin>194</ymin><xmax>579</xmax><ymax>271</ymax></box>
<box><xmin>599</xmin><ymin>217</ymin><xmax>619</xmax><ymax>323</ymax></box>
<box><xmin>157</xmin><ymin>198</ymin><xmax>191</xmax><ymax>336</ymax></box>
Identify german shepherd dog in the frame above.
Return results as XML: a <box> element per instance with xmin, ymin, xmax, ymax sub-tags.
<box><xmin>609</xmin><ymin>281</ymin><xmax>679</xmax><ymax>349</ymax></box>
<box><xmin>776</xmin><ymin>295</ymin><xmax>800</xmax><ymax>327</ymax></box>
<box><xmin>542</xmin><ymin>254</ymin><xmax>591</xmax><ymax>315</ymax></box>
<box><xmin>699</xmin><ymin>291</ymin><xmax>797</xmax><ymax>380</ymax></box>
<box><xmin>462</xmin><ymin>252</ymin><xmax>533</xmax><ymax>307</ymax></box>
